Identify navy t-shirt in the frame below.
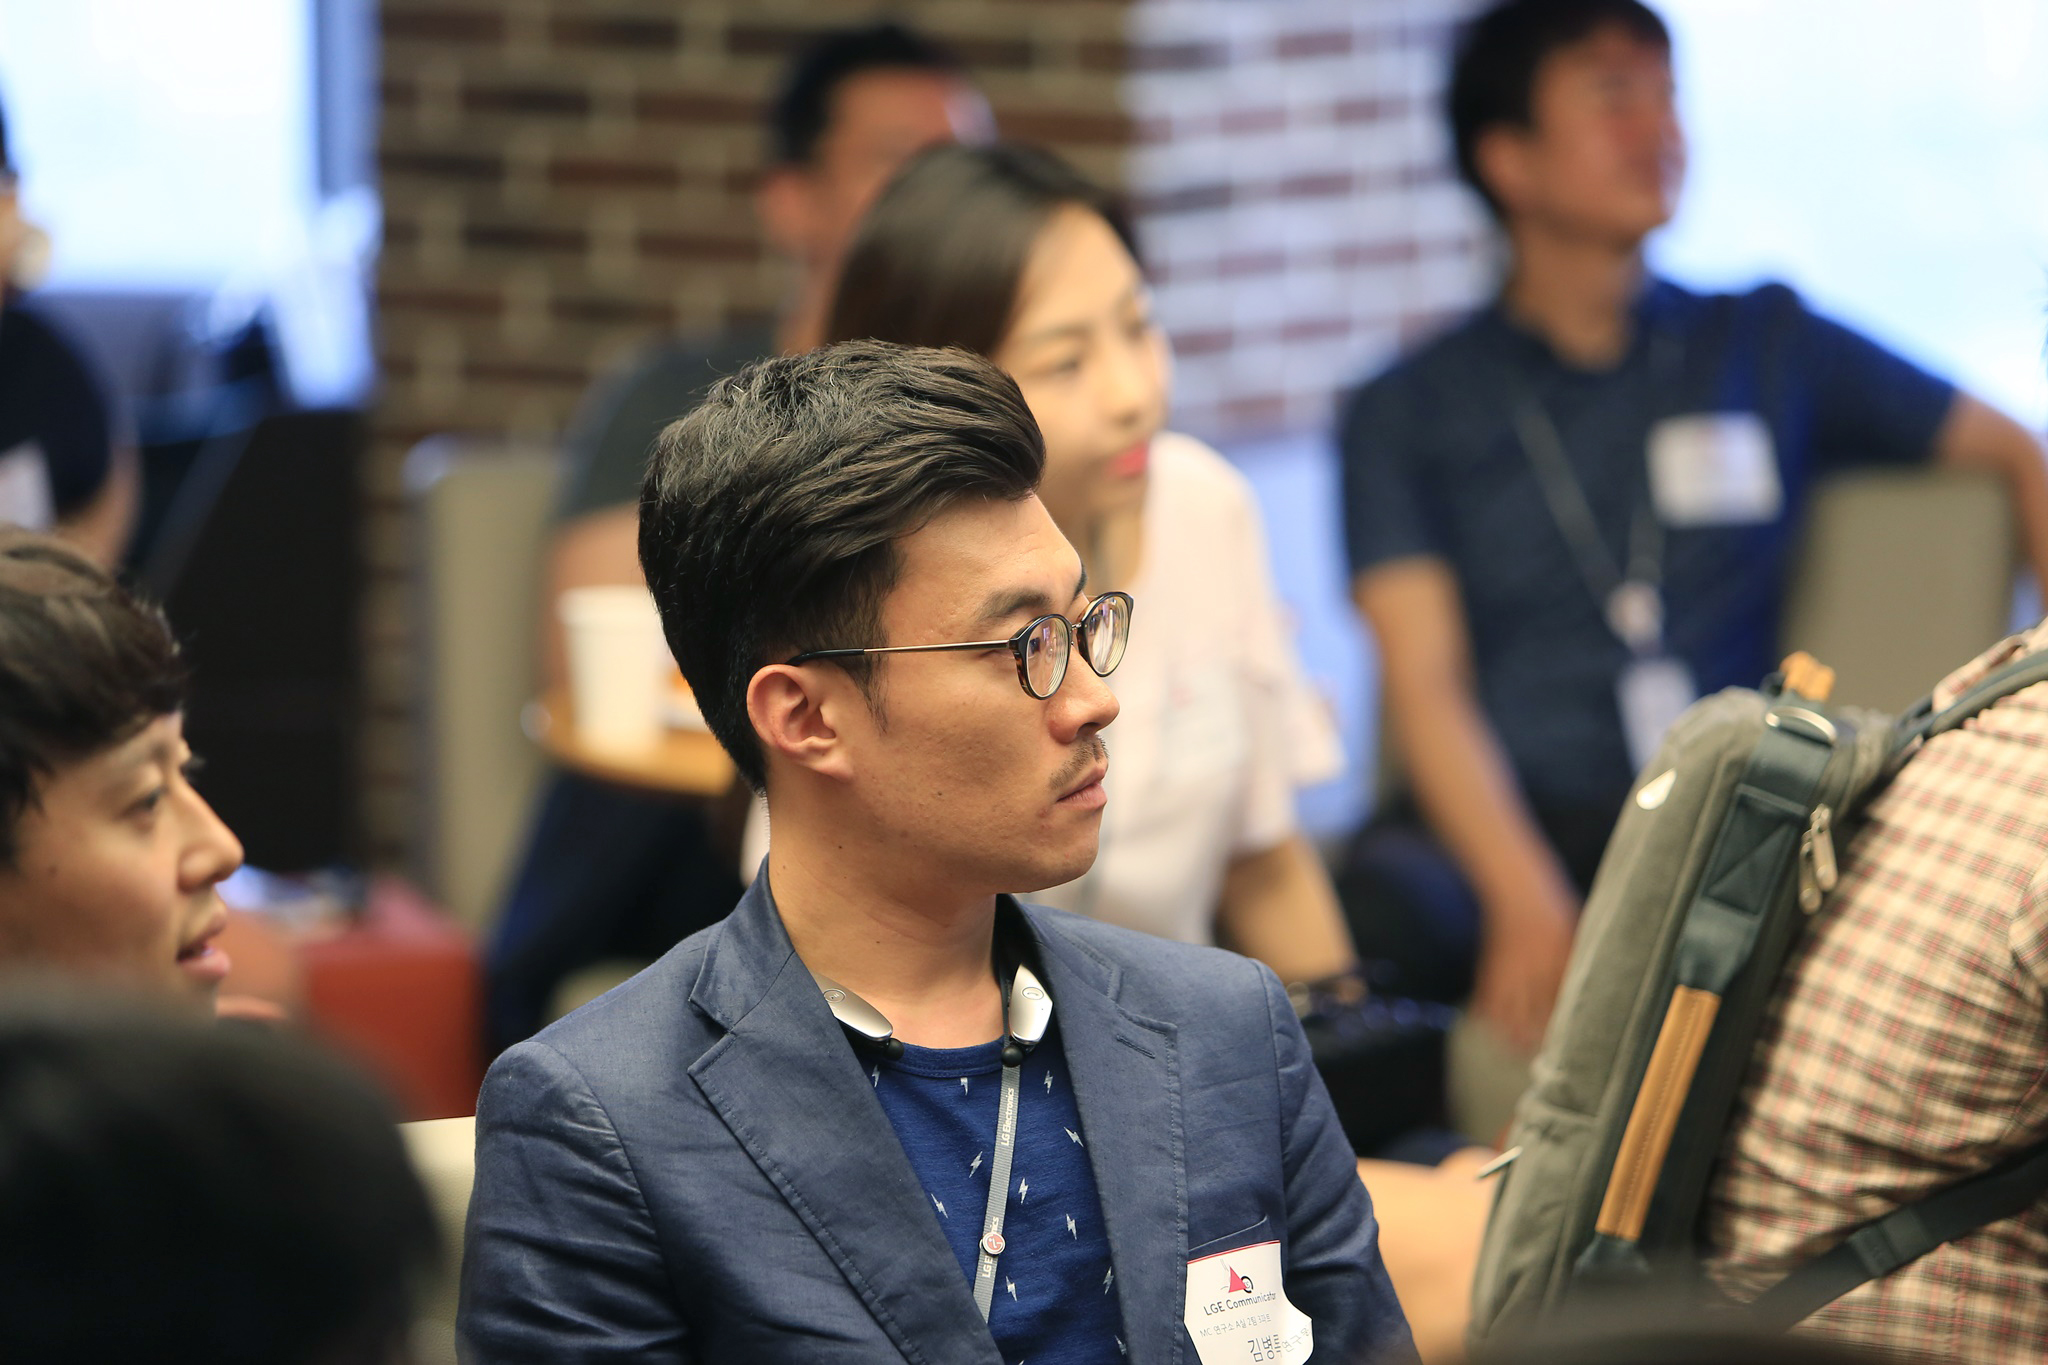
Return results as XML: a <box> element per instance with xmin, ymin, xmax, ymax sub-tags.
<box><xmin>1340</xmin><ymin>279</ymin><xmax>1953</xmax><ymax>814</ymax></box>
<box><xmin>554</xmin><ymin>325</ymin><xmax>771</xmax><ymax>521</ymax></box>
<box><xmin>0</xmin><ymin>302</ymin><xmax>114</xmax><ymax>519</ymax></box>
<box><xmin>870</xmin><ymin>1017</ymin><xmax>1127</xmax><ymax>1364</ymax></box>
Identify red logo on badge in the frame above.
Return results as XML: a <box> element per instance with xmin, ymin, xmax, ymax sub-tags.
<box><xmin>1227</xmin><ymin>1266</ymin><xmax>1255</xmax><ymax>1294</ymax></box>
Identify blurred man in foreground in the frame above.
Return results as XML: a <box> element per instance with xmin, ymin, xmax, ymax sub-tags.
<box><xmin>487</xmin><ymin>22</ymin><xmax>992</xmax><ymax>1051</ymax></box>
<box><xmin>1704</xmin><ymin>617</ymin><xmax>2048</xmax><ymax>1359</ymax></box>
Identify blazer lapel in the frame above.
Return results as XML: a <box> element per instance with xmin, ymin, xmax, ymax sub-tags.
<box><xmin>1026</xmin><ymin>905</ymin><xmax>1189</xmax><ymax>1365</ymax></box>
<box><xmin>687</xmin><ymin>882</ymin><xmax>1002</xmax><ymax>1365</ymax></box>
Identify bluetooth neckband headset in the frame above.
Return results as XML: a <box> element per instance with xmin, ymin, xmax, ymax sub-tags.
<box><xmin>807</xmin><ymin>933</ymin><xmax>1053</xmax><ymax>1321</ymax></box>
<box><xmin>807</xmin><ymin>953</ymin><xmax>1053</xmax><ymax>1064</ymax></box>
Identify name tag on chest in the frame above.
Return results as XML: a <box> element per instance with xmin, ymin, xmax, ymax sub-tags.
<box><xmin>1183</xmin><ymin>1240</ymin><xmax>1312</xmax><ymax>1364</ymax></box>
<box><xmin>1647</xmin><ymin>413</ymin><xmax>1780</xmax><ymax>526</ymax></box>
<box><xmin>0</xmin><ymin>442</ymin><xmax>55</xmax><ymax>530</ymax></box>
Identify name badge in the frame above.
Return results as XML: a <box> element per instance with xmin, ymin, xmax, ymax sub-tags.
<box><xmin>1618</xmin><ymin>655</ymin><xmax>1697</xmax><ymax>772</ymax></box>
<box><xmin>1647</xmin><ymin>413</ymin><xmax>1780</xmax><ymax>526</ymax></box>
<box><xmin>0</xmin><ymin>442</ymin><xmax>55</xmax><ymax>531</ymax></box>
<box><xmin>1183</xmin><ymin>1240</ymin><xmax>1312</xmax><ymax>1365</ymax></box>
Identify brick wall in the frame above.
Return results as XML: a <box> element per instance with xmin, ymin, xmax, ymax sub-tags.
<box><xmin>369</xmin><ymin>0</ymin><xmax>1141</xmax><ymax>862</ymax></box>
<box><xmin>367</xmin><ymin>0</ymin><xmax>1488</xmax><ymax>867</ymax></box>
<box><xmin>1123</xmin><ymin>0</ymin><xmax>1493</xmax><ymax>441</ymax></box>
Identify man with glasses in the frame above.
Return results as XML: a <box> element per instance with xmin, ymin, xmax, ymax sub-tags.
<box><xmin>460</xmin><ymin>342</ymin><xmax>1414</xmax><ymax>1364</ymax></box>
<box><xmin>489</xmin><ymin>21</ymin><xmax>994</xmax><ymax>1055</ymax></box>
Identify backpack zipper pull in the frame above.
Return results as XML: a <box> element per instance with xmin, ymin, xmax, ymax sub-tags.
<box><xmin>1799</xmin><ymin>804</ymin><xmax>1838</xmax><ymax>913</ymax></box>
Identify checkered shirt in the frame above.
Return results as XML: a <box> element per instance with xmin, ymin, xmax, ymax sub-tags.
<box><xmin>1704</xmin><ymin>620</ymin><xmax>2048</xmax><ymax>1362</ymax></box>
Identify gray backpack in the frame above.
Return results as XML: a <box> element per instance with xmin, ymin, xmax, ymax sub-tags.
<box><xmin>1468</xmin><ymin>650</ymin><xmax>2048</xmax><ymax>1340</ymax></box>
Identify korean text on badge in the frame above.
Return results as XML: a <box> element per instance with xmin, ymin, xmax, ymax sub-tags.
<box><xmin>1182</xmin><ymin>1240</ymin><xmax>1313</xmax><ymax>1365</ymax></box>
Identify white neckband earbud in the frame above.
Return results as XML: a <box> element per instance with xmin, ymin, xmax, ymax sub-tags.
<box><xmin>811</xmin><ymin>957</ymin><xmax>1051</xmax><ymax>1063</ymax></box>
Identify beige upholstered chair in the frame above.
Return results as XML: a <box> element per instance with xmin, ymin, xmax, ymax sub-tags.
<box><xmin>405</xmin><ymin>439</ymin><xmax>562</xmax><ymax>933</ymax></box>
<box><xmin>402</xmin><ymin>1114</ymin><xmax>477</xmax><ymax>1365</ymax></box>
<box><xmin>1779</xmin><ymin>467</ymin><xmax>2014</xmax><ymax>710</ymax></box>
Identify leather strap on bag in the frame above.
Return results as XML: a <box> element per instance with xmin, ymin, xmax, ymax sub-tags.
<box><xmin>1576</xmin><ymin>679</ymin><xmax>1839</xmax><ymax>1278</ymax></box>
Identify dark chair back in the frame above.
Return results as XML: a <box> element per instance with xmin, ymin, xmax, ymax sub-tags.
<box><xmin>152</xmin><ymin>408</ymin><xmax>364</xmax><ymax>870</ymax></box>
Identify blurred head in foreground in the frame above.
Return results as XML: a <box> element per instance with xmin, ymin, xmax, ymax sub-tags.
<box><xmin>0</xmin><ymin>528</ymin><xmax>242</xmax><ymax>1009</ymax></box>
<box><xmin>1467</xmin><ymin>1303</ymin><xmax>1910</xmax><ymax>1365</ymax></box>
<box><xmin>0</xmin><ymin>993</ymin><xmax>437</xmax><ymax>1364</ymax></box>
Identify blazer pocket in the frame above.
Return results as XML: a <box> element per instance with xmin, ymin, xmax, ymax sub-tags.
<box><xmin>1188</xmin><ymin>1214</ymin><xmax>1271</xmax><ymax>1259</ymax></box>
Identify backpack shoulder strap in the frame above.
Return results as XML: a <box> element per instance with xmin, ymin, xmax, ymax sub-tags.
<box><xmin>1748</xmin><ymin>1134</ymin><xmax>2048</xmax><ymax>1330</ymax></box>
<box><xmin>1896</xmin><ymin>648</ymin><xmax>2048</xmax><ymax>756</ymax></box>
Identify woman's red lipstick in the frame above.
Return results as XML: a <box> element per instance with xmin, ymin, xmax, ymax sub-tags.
<box><xmin>1108</xmin><ymin>441</ymin><xmax>1150</xmax><ymax>479</ymax></box>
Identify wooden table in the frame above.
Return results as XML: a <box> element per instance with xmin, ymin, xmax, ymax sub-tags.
<box><xmin>525</xmin><ymin>686</ymin><xmax>735</xmax><ymax>796</ymax></box>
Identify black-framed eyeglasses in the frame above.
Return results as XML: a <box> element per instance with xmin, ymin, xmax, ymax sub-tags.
<box><xmin>787</xmin><ymin>591</ymin><xmax>1134</xmax><ymax>700</ymax></box>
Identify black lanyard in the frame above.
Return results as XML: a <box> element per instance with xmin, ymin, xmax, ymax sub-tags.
<box><xmin>1506</xmin><ymin>325</ymin><xmax>1682</xmax><ymax>656</ymax></box>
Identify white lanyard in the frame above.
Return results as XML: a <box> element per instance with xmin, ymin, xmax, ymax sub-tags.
<box><xmin>971</xmin><ymin>1057</ymin><xmax>1025</xmax><ymax>1320</ymax></box>
<box><xmin>812</xmin><ymin>948</ymin><xmax>1053</xmax><ymax>1325</ymax></box>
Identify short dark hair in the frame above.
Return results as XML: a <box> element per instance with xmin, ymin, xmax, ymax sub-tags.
<box><xmin>0</xmin><ymin>529</ymin><xmax>186</xmax><ymax>864</ymax></box>
<box><xmin>639</xmin><ymin>341</ymin><xmax>1045</xmax><ymax>791</ymax></box>
<box><xmin>1448</xmin><ymin>0</ymin><xmax>1671</xmax><ymax>217</ymax></box>
<box><xmin>1470</xmin><ymin>1312</ymin><xmax>1895</xmax><ymax>1365</ymax></box>
<box><xmin>827</xmin><ymin>142</ymin><xmax>1140</xmax><ymax>358</ymax></box>
<box><xmin>768</xmin><ymin>21</ymin><xmax>963</xmax><ymax>167</ymax></box>
<box><xmin>0</xmin><ymin>993</ymin><xmax>438</xmax><ymax>1364</ymax></box>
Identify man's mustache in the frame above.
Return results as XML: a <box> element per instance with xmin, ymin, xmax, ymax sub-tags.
<box><xmin>1050</xmin><ymin>736</ymin><xmax>1108</xmax><ymax>795</ymax></box>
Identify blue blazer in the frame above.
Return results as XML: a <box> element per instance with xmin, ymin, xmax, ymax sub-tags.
<box><xmin>459</xmin><ymin>879</ymin><xmax>1415</xmax><ymax>1364</ymax></box>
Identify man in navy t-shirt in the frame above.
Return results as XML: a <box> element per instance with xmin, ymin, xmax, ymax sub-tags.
<box><xmin>1337</xmin><ymin>0</ymin><xmax>2048</xmax><ymax>1056</ymax></box>
<box><xmin>0</xmin><ymin>97</ymin><xmax>130</xmax><ymax>566</ymax></box>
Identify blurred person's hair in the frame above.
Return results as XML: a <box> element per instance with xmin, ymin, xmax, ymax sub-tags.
<box><xmin>1470</xmin><ymin>1328</ymin><xmax>1908</xmax><ymax>1365</ymax></box>
<box><xmin>826</xmin><ymin>142</ymin><xmax>1140</xmax><ymax>357</ymax></box>
<box><xmin>768</xmin><ymin>21</ymin><xmax>965</xmax><ymax>167</ymax></box>
<box><xmin>638</xmin><ymin>341</ymin><xmax>1044</xmax><ymax>791</ymax></box>
<box><xmin>0</xmin><ymin>991</ymin><xmax>438</xmax><ymax>1365</ymax></box>
<box><xmin>0</xmin><ymin>528</ymin><xmax>185</xmax><ymax>864</ymax></box>
<box><xmin>1448</xmin><ymin>0</ymin><xmax>1672</xmax><ymax>218</ymax></box>
<box><xmin>1465</xmin><ymin>1295</ymin><xmax>1916</xmax><ymax>1365</ymax></box>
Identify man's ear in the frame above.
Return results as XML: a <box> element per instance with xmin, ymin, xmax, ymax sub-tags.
<box><xmin>754</xmin><ymin>166</ymin><xmax>818</xmax><ymax>262</ymax></box>
<box><xmin>1472</xmin><ymin>125</ymin><xmax>1535</xmax><ymax>220</ymax></box>
<box><xmin>747</xmin><ymin>663</ymin><xmax>856</xmax><ymax>783</ymax></box>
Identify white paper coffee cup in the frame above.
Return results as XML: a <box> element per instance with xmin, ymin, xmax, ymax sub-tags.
<box><xmin>558</xmin><ymin>586</ymin><xmax>666</xmax><ymax>754</ymax></box>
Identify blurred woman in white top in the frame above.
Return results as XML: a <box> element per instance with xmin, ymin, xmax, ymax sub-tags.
<box><xmin>822</xmin><ymin>143</ymin><xmax>1355</xmax><ymax>982</ymax></box>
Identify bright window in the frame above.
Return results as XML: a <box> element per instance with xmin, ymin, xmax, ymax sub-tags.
<box><xmin>0</xmin><ymin>0</ymin><xmax>316</xmax><ymax>292</ymax></box>
<box><xmin>1653</xmin><ymin>0</ymin><xmax>2048</xmax><ymax>428</ymax></box>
